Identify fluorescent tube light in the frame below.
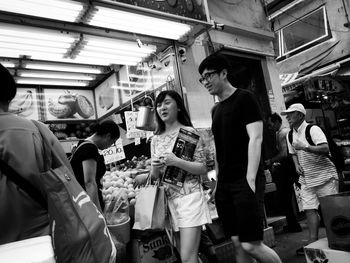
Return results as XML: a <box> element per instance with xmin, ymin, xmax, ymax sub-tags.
<box><xmin>24</xmin><ymin>62</ymin><xmax>103</xmax><ymax>74</ymax></box>
<box><xmin>17</xmin><ymin>70</ymin><xmax>96</xmax><ymax>81</ymax></box>
<box><xmin>15</xmin><ymin>77</ymin><xmax>89</xmax><ymax>86</ymax></box>
<box><xmin>0</xmin><ymin>42</ymin><xmax>68</xmax><ymax>54</ymax></box>
<box><xmin>0</xmin><ymin>0</ymin><xmax>83</xmax><ymax>22</ymax></box>
<box><xmin>85</xmin><ymin>36</ymin><xmax>157</xmax><ymax>54</ymax></box>
<box><xmin>24</xmin><ymin>62</ymin><xmax>104</xmax><ymax>74</ymax></box>
<box><xmin>83</xmin><ymin>46</ymin><xmax>153</xmax><ymax>57</ymax></box>
<box><xmin>88</xmin><ymin>6</ymin><xmax>192</xmax><ymax>40</ymax></box>
<box><xmin>66</xmin><ymin>57</ymin><xmax>138</xmax><ymax>66</ymax></box>
<box><xmin>78</xmin><ymin>51</ymin><xmax>143</xmax><ymax>62</ymax></box>
<box><xmin>0</xmin><ymin>23</ymin><xmax>77</xmax><ymax>43</ymax></box>
<box><xmin>1</xmin><ymin>35</ymin><xmax>73</xmax><ymax>48</ymax></box>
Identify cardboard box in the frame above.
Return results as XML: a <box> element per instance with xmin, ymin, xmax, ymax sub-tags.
<box><xmin>129</xmin><ymin>232</ymin><xmax>178</xmax><ymax>263</ymax></box>
<box><xmin>304</xmin><ymin>238</ymin><xmax>350</xmax><ymax>263</ymax></box>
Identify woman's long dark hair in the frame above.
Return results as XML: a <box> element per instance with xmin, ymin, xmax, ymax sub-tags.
<box><xmin>154</xmin><ymin>90</ymin><xmax>192</xmax><ymax>134</ymax></box>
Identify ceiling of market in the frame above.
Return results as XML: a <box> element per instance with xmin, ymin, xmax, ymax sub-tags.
<box><xmin>0</xmin><ymin>0</ymin><xmax>210</xmax><ymax>89</ymax></box>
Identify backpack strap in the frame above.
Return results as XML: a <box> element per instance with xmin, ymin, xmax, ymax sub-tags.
<box><xmin>287</xmin><ymin>129</ymin><xmax>293</xmax><ymax>145</ymax></box>
<box><xmin>0</xmin><ymin>159</ymin><xmax>47</xmax><ymax>209</ymax></box>
<box><xmin>305</xmin><ymin>124</ymin><xmax>315</xmax><ymax>146</ymax></box>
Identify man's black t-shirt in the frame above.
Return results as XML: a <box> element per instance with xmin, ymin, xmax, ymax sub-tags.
<box><xmin>212</xmin><ymin>89</ymin><xmax>263</xmax><ymax>183</ymax></box>
<box><xmin>70</xmin><ymin>140</ymin><xmax>106</xmax><ymax>209</ymax></box>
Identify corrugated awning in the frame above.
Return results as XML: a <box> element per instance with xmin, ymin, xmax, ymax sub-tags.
<box><xmin>280</xmin><ymin>57</ymin><xmax>350</xmax><ymax>88</ymax></box>
<box><xmin>336</xmin><ymin>65</ymin><xmax>350</xmax><ymax>78</ymax></box>
<box><xmin>279</xmin><ymin>72</ymin><xmax>298</xmax><ymax>86</ymax></box>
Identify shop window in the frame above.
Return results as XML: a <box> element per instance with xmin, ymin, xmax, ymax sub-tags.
<box><xmin>276</xmin><ymin>6</ymin><xmax>331</xmax><ymax>60</ymax></box>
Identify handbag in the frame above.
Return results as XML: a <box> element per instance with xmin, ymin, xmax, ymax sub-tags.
<box><xmin>0</xmin><ymin>120</ymin><xmax>116</xmax><ymax>263</ymax></box>
<box><xmin>133</xmin><ymin>177</ymin><xmax>167</xmax><ymax>231</ymax></box>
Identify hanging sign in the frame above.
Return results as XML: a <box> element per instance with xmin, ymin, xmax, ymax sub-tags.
<box><xmin>124</xmin><ymin>111</ymin><xmax>146</xmax><ymax>139</ymax></box>
<box><xmin>102</xmin><ymin>139</ymin><xmax>125</xmax><ymax>164</ymax></box>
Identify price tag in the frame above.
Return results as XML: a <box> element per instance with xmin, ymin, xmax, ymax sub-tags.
<box><xmin>102</xmin><ymin>139</ymin><xmax>125</xmax><ymax>164</ymax></box>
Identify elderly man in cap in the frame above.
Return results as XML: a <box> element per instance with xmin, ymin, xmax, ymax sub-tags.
<box><xmin>281</xmin><ymin>103</ymin><xmax>338</xmax><ymax>255</ymax></box>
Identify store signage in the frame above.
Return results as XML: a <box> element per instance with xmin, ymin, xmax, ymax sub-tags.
<box><xmin>102</xmin><ymin>139</ymin><xmax>125</xmax><ymax>164</ymax></box>
<box><xmin>130</xmin><ymin>233</ymin><xmax>177</xmax><ymax>263</ymax></box>
<box><xmin>95</xmin><ymin>73</ymin><xmax>121</xmax><ymax>119</ymax></box>
<box><xmin>8</xmin><ymin>87</ymin><xmax>40</xmax><ymax>120</ymax></box>
<box><xmin>42</xmin><ymin>89</ymin><xmax>96</xmax><ymax>121</ymax></box>
<box><xmin>304</xmin><ymin>76</ymin><xmax>344</xmax><ymax>101</ymax></box>
<box><xmin>124</xmin><ymin>111</ymin><xmax>146</xmax><ymax>139</ymax></box>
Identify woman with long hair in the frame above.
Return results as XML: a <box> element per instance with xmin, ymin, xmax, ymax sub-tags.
<box><xmin>151</xmin><ymin>90</ymin><xmax>211</xmax><ymax>263</ymax></box>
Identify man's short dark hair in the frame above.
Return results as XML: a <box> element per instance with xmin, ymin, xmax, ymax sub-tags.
<box><xmin>269</xmin><ymin>112</ymin><xmax>282</xmax><ymax>123</ymax></box>
<box><xmin>198</xmin><ymin>52</ymin><xmax>232</xmax><ymax>75</ymax></box>
<box><xmin>0</xmin><ymin>63</ymin><xmax>16</xmax><ymax>103</ymax></box>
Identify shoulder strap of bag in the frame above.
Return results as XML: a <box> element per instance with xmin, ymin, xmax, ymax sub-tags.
<box><xmin>70</xmin><ymin>141</ymin><xmax>96</xmax><ymax>161</ymax></box>
<box><xmin>0</xmin><ymin>159</ymin><xmax>47</xmax><ymax>209</ymax></box>
<box><xmin>31</xmin><ymin>120</ymin><xmax>66</xmax><ymax>172</ymax></box>
<box><xmin>305</xmin><ymin>124</ymin><xmax>315</xmax><ymax>146</ymax></box>
<box><xmin>288</xmin><ymin>129</ymin><xmax>293</xmax><ymax>145</ymax></box>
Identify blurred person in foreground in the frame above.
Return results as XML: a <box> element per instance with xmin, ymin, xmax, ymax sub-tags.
<box><xmin>282</xmin><ymin>103</ymin><xmax>338</xmax><ymax>255</ymax></box>
<box><xmin>0</xmin><ymin>63</ymin><xmax>72</xmax><ymax>244</ymax></box>
<box><xmin>70</xmin><ymin>120</ymin><xmax>120</xmax><ymax>212</ymax></box>
<box><xmin>198</xmin><ymin>53</ymin><xmax>282</xmax><ymax>263</ymax></box>
<box><xmin>150</xmin><ymin>90</ymin><xmax>211</xmax><ymax>263</ymax></box>
<box><xmin>265</xmin><ymin>112</ymin><xmax>302</xmax><ymax>233</ymax></box>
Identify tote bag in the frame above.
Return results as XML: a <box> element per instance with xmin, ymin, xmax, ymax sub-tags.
<box><xmin>133</xmin><ymin>179</ymin><xmax>167</xmax><ymax>231</ymax></box>
<box><xmin>32</xmin><ymin>120</ymin><xmax>117</xmax><ymax>263</ymax></box>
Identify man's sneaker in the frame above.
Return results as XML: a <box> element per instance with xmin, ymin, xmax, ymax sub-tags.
<box><xmin>296</xmin><ymin>247</ymin><xmax>305</xmax><ymax>255</ymax></box>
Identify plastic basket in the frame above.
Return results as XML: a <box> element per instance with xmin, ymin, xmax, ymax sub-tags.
<box><xmin>108</xmin><ymin>217</ymin><xmax>131</xmax><ymax>244</ymax></box>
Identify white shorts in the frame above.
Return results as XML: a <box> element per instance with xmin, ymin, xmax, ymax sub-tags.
<box><xmin>301</xmin><ymin>178</ymin><xmax>338</xmax><ymax>210</ymax></box>
<box><xmin>168</xmin><ymin>191</ymin><xmax>212</xmax><ymax>232</ymax></box>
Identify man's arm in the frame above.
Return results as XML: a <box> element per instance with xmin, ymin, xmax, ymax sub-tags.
<box><xmin>293</xmin><ymin>126</ymin><xmax>330</xmax><ymax>155</ymax></box>
<box><xmin>246</xmin><ymin>120</ymin><xmax>263</xmax><ymax>193</ymax></box>
<box><xmin>291</xmin><ymin>154</ymin><xmax>304</xmax><ymax>176</ymax></box>
<box><xmin>293</xmin><ymin>141</ymin><xmax>329</xmax><ymax>155</ymax></box>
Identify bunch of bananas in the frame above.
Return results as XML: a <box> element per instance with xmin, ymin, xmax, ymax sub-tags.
<box><xmin>9</xmin><ymin>90</ymin><xmax>34</xmax><ymax>117</ymax></box>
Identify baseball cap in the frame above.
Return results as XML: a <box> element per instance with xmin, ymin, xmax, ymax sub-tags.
<box><xmin>281</xmin><ymin>103</ymin><xmax>306</xmax><ymax>115</ymax></box>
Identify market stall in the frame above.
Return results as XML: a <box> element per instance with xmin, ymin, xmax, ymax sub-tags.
<box><xmin>0</xmin><ymin>1</ymin><xmax>217</xmax><ymax>262</ymax></box>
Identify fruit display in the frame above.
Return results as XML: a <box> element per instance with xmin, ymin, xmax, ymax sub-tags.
<box><xmin>101</xmin><ymin>156</ymin><xmax>151</xmax><ymax>206</ymax></box>
<box><xmin>9</xmin><ymin>90</ymin><xmax>34</xmax><ymax>117</ymax></box>
<box><xmin>47</xmin><ymin>90</ymin><xmax>94</xmax><ymax>119</ymax></box>
<box><xmin>48</xmin><ymin>122</ymin><xmax>96</xmax><ymax>140</ymax></box>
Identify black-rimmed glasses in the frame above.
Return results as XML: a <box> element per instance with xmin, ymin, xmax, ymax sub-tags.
<box><xmin>199</xmin><ymin>70</ymin><xmax>219</xmax><ymax>84</ymax></box>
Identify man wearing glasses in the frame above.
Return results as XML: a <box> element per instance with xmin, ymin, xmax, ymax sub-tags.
<box><xmin>198</xmin><ymin>53</ymin><xmax>281</xmax><ymax>263</ymax></box>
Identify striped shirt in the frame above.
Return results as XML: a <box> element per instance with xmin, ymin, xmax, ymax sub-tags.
<box><xmin>287</xmin><ymin>121</ymin><xmax>338</xmax><ymax>187</ymax></box>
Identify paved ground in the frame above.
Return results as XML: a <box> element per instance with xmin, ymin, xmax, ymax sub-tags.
<box><xmin>273</xmin><ymin>220</ymin><xmax>326</xmax><ymax>263</ymax></box>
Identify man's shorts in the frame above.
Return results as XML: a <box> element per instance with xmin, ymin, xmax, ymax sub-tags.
<box><xmin>215</xmin><ymin>175</ymin><xmax>265</xmax><ymax>242</ymax></box>
<box><xmin>301</xmin><ymin>178</ymin><xmax>338</xmax><ymax>210</ymax></box>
